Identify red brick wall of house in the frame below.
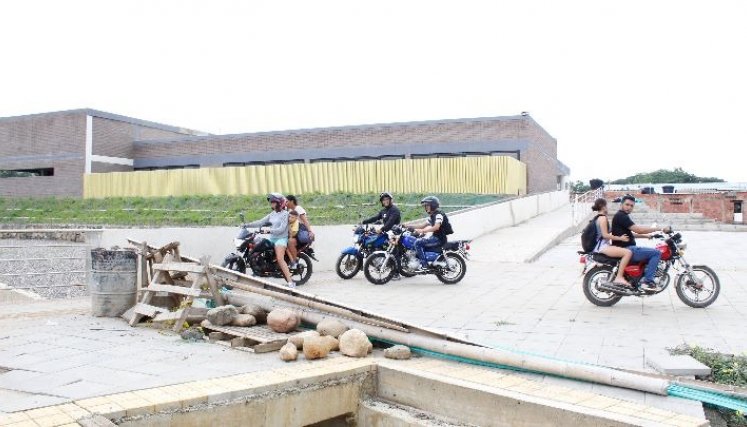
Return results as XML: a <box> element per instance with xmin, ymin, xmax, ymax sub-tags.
<box><xmin>604</xmin><ymin>190</ymin><xmax>746</xmax><ymax>224</ymax></box>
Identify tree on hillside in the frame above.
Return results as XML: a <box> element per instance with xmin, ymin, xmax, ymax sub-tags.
<box><xmin>610</xmin><ymin>168</ymin><xmax>724</xmax><ymax>185</ymax></box>
<box><xmin>571</xmin><ymin>180</ymin><xmax>591</xmax><ymax>193</ymax></box>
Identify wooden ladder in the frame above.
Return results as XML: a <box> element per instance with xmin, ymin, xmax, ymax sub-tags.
<box><xmin>130</xmin><ymin>257</ymin><xmax>225</xmax><ymax>332</ymax></box>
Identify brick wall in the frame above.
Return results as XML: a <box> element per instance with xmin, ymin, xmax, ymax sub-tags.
<box><xmin>604</xmin><ymin>191</ymin><xmax>747</xmax><ymax>224</ymax></box>
<box><xmin>91</xmin><ymin>162</ymin><xmax>133</xmax><ymax>173</ymax></box>
<box><xmin>92</xmin><ymin>116</ymin><xmax>191</xmax><ymax>159</ymax></box>
<box><xmin>134</xmin><ymin>116</ymin><xmax>562</xmax><ymax>193</ymax></box>
<box><xmin>0</xmin><ymin>111</ymin><xmax>87</xmax><ymax>197</ymax></box>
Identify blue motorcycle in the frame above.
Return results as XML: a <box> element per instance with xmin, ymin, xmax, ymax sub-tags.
<box><xmin>363</xmin><ymin>225</ymin><xmax>469</xmax><ymax>285</ymax></box>
<box><xmin>335</xmin><ymin>224</ymin><xmax>390</xmax><ymax>279</ymax></box>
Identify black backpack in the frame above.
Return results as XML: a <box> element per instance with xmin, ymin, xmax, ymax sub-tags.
<box><xmin>433</xmin><ymin>210</ymin><xmax>454</xmax><ymax>235</ymax></box>
<box><xmin>581</xmin><ymin>214</ymin><xmax>603</xmax><ymax>253</ymax></box>
<box><xmin>441</xmin><ymin>213</ymin><xmax>454</xmax><ymax>235</ymax></box>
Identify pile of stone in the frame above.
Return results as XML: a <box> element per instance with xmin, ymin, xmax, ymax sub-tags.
<box><xmin>186</xmin><ymin>304</ymin><xmax>411</xmax><ymax>362</ymax></box>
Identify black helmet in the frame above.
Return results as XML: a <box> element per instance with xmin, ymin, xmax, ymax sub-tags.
<box><xmin>420</xmin><ymin>196</ymin><xmax>440</xmax><ymax>210</ymax></box>
<box><xmin>379</xmin><ymin>192</ymin><xmax>393</xmax><ymax>202</ymax></box>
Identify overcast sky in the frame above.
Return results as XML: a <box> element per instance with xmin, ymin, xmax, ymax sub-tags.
<box><xmin>1</xmin><ymin>1</ymin><xmax>745</xmax><ymax>184</ymax></box>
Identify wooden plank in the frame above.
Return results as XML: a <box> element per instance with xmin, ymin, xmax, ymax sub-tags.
<box><xmin>133</xmin><ymin>303</ymin><xmax>165</xmax><ymax>317</ymax></box>
<box><xmin>153</xmin><ymin>262</ymin><xmax>205</xmax><ymax>274</ymax></box>
<box><xmin>152</xmin><ymin>309</ymin><xmax>185</xmax><ymax>322</ymax></box>
<box><xmin>200</xmin><ymin>323</ymin><xmax>294</xmax><ymax>344</ymax></box>
<box><xmin>251</xmin><ymin>341</ymin><xmax>288</xmax><ymax>353</ymax></box>
<box><xmin>201</xmin><ymin>256</ymin><xmax>225</xmax><ymax>306</ymax></box>
<box><xmin>146</xmin><ymin>284</ymin><xmax>202</xmax><ymax>297</ymax></box>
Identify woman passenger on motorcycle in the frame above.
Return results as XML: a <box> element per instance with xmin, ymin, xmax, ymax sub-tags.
<box><xmin>592</xmin><ymin>198</ymin><xmax>633</xmax><ymax>287</ymax></box>
<box><xmin>246</xmin><ymin>193</ymin><xmax>296</xmax><ymax>288</ymax></box>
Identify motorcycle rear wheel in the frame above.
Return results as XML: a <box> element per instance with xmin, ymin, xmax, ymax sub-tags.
<box><xmin>363</xmin><ymin>253</ymin><xmax>396</xmax><ymax>285</ymax></box>
<box><xmin>291</xmin><ymin>253</ymin><xmax>313</xmax><ymax>285</ymax></box>
<box><xmin>582</xmin><ymin>266</ymin><xmax>623</xmax><ymax>307</ymax></box>
<box><xmin>335</xmin><ymin>253</ymin><xmax>362</xmax><ymax>279</ymax></box>
<box><xmin>436</xmin><ymin>253</ymin><xmax>466</xmax><ymax>284</ymax></box>
<box><xmin>675</xmin><ymin>265</ymin><xmax>720</xmax><ymax>308</ymax></box>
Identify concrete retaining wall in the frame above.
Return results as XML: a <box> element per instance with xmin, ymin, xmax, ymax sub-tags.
<box><xmin>98</xmin><ymin>191</ymin><xmax>570</xmax><ymax>272</ymax></box>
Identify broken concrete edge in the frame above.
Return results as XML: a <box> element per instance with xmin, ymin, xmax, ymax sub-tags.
<box><xmin>3</xmin><ymin>357</ymin><xmax>707</xmax><ymax>427</ymax></box>
<box><xmin>646</xmin><ymin>354</ymin><xmax>713</xmax><ymax>377</ymax></box>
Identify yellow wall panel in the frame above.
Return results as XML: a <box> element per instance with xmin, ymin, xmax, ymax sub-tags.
<box><xmin>83</xmin><ymin>156</ymin><xmax>527</xmax><ymax>198</ymax></box>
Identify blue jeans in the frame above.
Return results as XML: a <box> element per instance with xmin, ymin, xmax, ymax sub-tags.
<box><xmin>414</xmin><ymin>236</ymin><xmax>442</xmax><ymax>267</ymax></box>
<box><xmin>628</xmin><ymin>246</ymin><xmax>661</xmax><ymax>283</ymax></box>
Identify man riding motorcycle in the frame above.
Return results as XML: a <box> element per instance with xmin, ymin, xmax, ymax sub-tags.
<box><xmin>412</xmin><ymin>196</ymin><xmax>452</xmax><ymax>269</ymax></box>
<box><xmin>361</xmin><ymin>192</ymin><xmax>402</xmax><ymax>279</ymax></box>
<box><xmin>362</xmin><ymin>192</ymin><xmax>401</xmax><ymax>233</ymax></box>
<box><xmin>245</xmin><ymin>193</ymin><xmax>296</xmax><ymax>288</ymax></box>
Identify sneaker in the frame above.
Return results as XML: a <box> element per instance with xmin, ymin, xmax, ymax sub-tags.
<box><xmin>287</xmin><ymin>281</ymin><xmax>297</xmax><ymax>288</ymax></box>
<box><xmin>289</xmin><ymin>261</ymin><xmax>298</xmax><ymax>270</ymax></box>
<box><xmin>391</xmin><ymin>274</ymin><xmax>401</xmax><ymax>281</ymax></box>
<box><xmin>640</xmin><ymin>281</ymin><xmax>660</xmax><ymax>292</ymax></box>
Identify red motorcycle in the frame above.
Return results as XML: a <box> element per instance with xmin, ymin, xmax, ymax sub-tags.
<box><xmin>579</xmin><ymin>230</ymin><xmax>720</xmax><ymax>308</ymax></box>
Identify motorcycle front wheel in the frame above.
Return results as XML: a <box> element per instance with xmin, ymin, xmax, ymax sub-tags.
<box><xmin>436</xmin><ymin>253</ymin><xmax>467</xmax><ymax>284</ymax></box>
<box><xmin>363</xmin><ymin>253</ymin><xmax>396</xmax><ymax>285</ymax></box>
<box><xmin>291</xmin><ymin>253</ymin><xmax>313</xmax><ymax>285</ymax></box>
<box><xmin>221</xmin><ymin>256</ymin><xmax>246</xmax><ymax>274</ymax></box>
<box><xmin>582</xmin><ymin>266</ymin><xmax>622</xmax><ymax>307</ymax></box>
<box><xmin>335</xmin><ymin>253</ymin><xmax>362</xmax><ymax>279</ymax></box>
<box><xmin>675</xmin><ymin>265</ymin><xmax>720</xmax><ymax>308</ymax></box>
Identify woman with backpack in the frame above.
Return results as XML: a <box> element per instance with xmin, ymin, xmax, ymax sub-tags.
<box><xmin>589</xmin><ymin>198</ymin><xmax>634</xmax><ymax>288</ymax></box>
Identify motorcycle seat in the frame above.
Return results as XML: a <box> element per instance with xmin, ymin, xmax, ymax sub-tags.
<box><xmin>592</xmin><ymin>253</ymin><xmax>622</xmax><ymax>264</ymax></box>
<box><xmin>443</xmin><ymin>242</ymin><xmax>459</xmax><ymax>251</ymax></box>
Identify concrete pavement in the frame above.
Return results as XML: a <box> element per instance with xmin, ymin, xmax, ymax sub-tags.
<box><xmin>3</xmin><ymin>205</ymin><xmax>745</xmax><ymax>422</ymax></box>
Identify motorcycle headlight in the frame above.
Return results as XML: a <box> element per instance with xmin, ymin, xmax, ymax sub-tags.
<box><xmin>678</xmin><ymin>242</ymin><xmax>687</xmax><ymax>250</ymax></box>
<box><xmin>234</xmin><ymin>238</ymin><xmax>244</xmax><ymax>248</ymax></box>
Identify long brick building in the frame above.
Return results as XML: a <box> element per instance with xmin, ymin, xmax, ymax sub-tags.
<box><xmin>0</xmin><ymin>109</ymin><xmax>570</xmax><ymax>197</ymax></box>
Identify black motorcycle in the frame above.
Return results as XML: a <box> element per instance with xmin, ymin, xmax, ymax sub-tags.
<box><xmin>221</xmin><ymin>214</ymin><xmax>316</xmax><ymax>285</ymax></box>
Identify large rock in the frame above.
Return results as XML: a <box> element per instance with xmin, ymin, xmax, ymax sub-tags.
<box><xmin>384</xmin><ymin>345</ymin><xmax>411</xmax><ymax>360</ymax></box>
<box><xmin>339</xmin><ymin>329</ymin><xmax>372</xmax><ymax>358</ymax></box>
<box><xmin>319</xmin><ymin>335</ymin><xmax>339</xmax><ymax>352</ymax></box>
<box><xmin>303</xmin><ymin>336</ymin><xmax>330</xmax><ymax>360</ymax></box>
<box><xmin>279</xmin><ymin>342</ymin><xmax>298</xmax><ymax>362</ymax></box>
<box><xmin>267</xmin><ymin>308</ymin><xmax>300</xmax><ymax>333</ymax></box>
<box><xmin>288</xmin><ymin>330</ymin><xmax>321</xmax><ymax>350</ymax></box>
<box><xmin>231</xmin><ymin>314</ymin><xmax>257</xmax><ymax>327</ymax></box>
<box><xmin>316</xmin><ymin>318</ymin><xmax>349</xmax><ymax>338</ymax></box>
<box><xmin>240</xmin><ymin>304</ymin><xmax>267</xmax><ymax>323</ymax></box>
<box><xmin>206</xmin><ymin>305</ymin><xmax>238</xmax><ymax>326</ymax></box>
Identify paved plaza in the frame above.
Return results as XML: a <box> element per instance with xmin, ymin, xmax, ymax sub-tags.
<box><xmin>1</xmin><ymin>208</ymin><xmax>745</xmax><ymax>421</ymax></box>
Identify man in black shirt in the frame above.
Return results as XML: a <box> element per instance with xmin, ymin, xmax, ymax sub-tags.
<box><xmin>611</xmin><ymin>195</ymin><xmax>672</xmax><ymax>291</ymax></box>
<box><xmin>362</xmin><ymin>192</ymin><xmax>402</xmax><ymax>279</ymax></box>
<box><xmin>362</xmin><ymin>192</ymin><xmax>401</xmax><ymax>233</ymax></box>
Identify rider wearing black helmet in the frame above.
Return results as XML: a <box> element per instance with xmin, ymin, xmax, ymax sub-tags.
<box><xmin>362</xmin><ymin>192</ymin><xmax>402</xmax><ymax>280</ymax></box>
<box><xmin>361</xmin><ymin>192</ymin><xmax>401</xmax><ymax>233</ymax></box>
<box><xmin>413</xmin><ymin>196</ymin><xmax>453</xmax><ymax>269</ymax></box>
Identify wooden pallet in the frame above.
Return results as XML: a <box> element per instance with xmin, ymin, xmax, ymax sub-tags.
<box><xmin>200</xmin><ymin>323</ymin><xmax>297</xmax><ymax>353</ymax></box>
<box><xmin>129</xmin><ymin>256</ymin><xmax>225</xmax><ymax>332</ymax></box>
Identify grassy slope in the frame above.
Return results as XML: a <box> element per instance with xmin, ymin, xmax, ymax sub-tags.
<box><xmin>0</xmin><ymin>193</ymin><xmax>507</xmax><ymax>227</ymax></box>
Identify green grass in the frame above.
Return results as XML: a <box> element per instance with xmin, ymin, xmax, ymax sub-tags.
<box><xmin>0</xmin><ymin>193</ymin><xmax>508</xmax><ymax>227</ymax></box>
<box><xmin>669</xmin><ymin>344</ymin><xmax>747</xmax><ymax>426</ymax></box>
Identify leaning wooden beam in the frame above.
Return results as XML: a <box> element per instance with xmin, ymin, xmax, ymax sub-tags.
<box><xmin>225</xmin><ymin>290</ymin><xmax>672</xmax><ymax>396</ymax></box>
<box><xmin>221</xmin><ymin>277</ymin><xmax>409</xmax><ymax>333</ymax></box>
